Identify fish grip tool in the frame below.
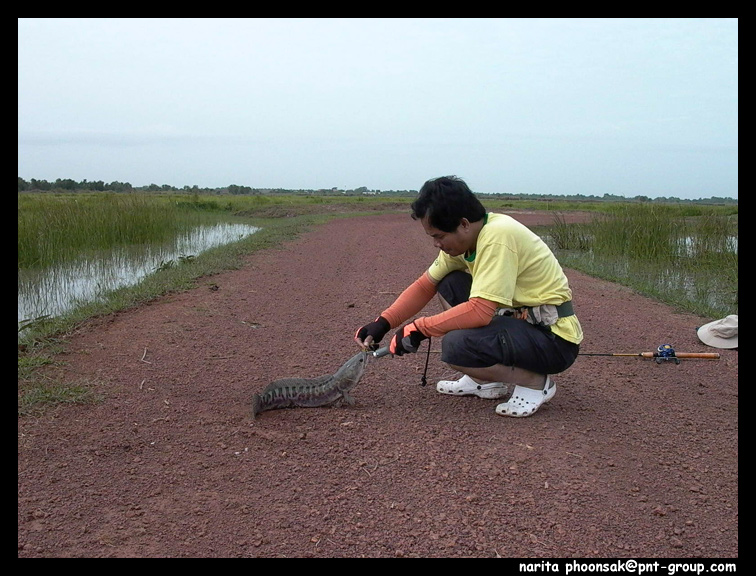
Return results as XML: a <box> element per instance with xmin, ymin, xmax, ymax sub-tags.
<box><xmin>371</xmin><ymin>337</ymin><xmax>433</xmax><ymax>386</ymax></box>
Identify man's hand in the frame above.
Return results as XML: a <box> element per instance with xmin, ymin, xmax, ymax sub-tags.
<box><xmin>390</xmin><ymin>321</ymin><xmax>428</xmax><ymax>356</ymax></box>
<box><xmin>354</xmin><ymin>316</ymin><xmax>391</xmax><ymax>350</ymax></box>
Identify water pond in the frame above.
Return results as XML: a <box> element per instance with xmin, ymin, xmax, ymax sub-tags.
<box><xmin>18</xmin><ymin>222</ymin><xmax>260</xmax><ymax>325</ymax></box>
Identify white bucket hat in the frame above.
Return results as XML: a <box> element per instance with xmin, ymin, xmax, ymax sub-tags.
<box><xmin>697</xmin><ymin>315</ymin><xmax>738</xmax><ymax>349</ymax></box>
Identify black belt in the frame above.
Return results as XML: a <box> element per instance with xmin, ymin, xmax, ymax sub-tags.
<box><xmin>556</xmin><ymin>301</ymin><xmax>575</xmax><ymax>317</ymax></box>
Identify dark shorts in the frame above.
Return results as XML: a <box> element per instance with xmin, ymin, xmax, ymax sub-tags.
<box><xmin>436</xmin><ymin>271</ymin><xmax>579</xmax><ymax>375</ymax></box>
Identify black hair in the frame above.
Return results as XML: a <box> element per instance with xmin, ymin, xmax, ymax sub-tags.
<box><xmin>410</xmin><ymin>176</ymin><xmax>486</xmax><ymax>232</ymax></box>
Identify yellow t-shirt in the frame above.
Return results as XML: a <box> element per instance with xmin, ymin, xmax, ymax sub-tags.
<box><xmin>426</xmin><ymin>212</ymin><xmax>583</xmax><ymax>345</ymax></box>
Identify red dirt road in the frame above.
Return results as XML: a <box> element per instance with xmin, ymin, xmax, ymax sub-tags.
<box><xmin>18</xmin><ymin>211</ymin><xmax>738</xmax><ymax>558</ymax></box>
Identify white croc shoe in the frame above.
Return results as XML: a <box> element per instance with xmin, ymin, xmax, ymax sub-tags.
<box><xmin>436</xmin><ymin>374</ymin><xmax>508</xmax><ymax>399</ymax></box>
<box><xmin>495</xmin><ymin>376</ymin><xmax>556</xmax><ymax>418</ymax></box>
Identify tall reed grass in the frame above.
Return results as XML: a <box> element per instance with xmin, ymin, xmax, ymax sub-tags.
<box><xmin>18</xmin><ymin>193</ymin><xmax>208</xmax><ymax>269</ymax></box>
<box><xmin>549</xmin><ymin>204</ymin><xmax>738</xmax><ymax>318</ymax></box>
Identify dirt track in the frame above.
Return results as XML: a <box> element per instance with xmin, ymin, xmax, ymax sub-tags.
<box><xmin>18</xmin><ymin>211</ymin><xmax>738</xmax><ymax>558</ymax></box>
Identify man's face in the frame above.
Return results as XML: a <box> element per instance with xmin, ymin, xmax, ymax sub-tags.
<box><xmin>420</xmin><ymin>216</ymin><xmax>472</xmax><ymax>257</ymax></box>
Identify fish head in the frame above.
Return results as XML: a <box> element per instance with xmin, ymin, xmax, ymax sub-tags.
<box><xmin>333</xmin><ymin>349</ymin><xmax>370</xmax><ymax>390</ymax></box>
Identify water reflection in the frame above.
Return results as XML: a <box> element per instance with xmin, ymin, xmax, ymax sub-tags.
<box><xmin>18</xmin><ymin>222</ymin><xmax>259</xmax><ymax>323</ymax></box>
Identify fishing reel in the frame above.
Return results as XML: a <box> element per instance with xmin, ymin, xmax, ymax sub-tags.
<box><xmin>655</xmin><ymin>344</ymin><xmax>680</xmax><ymax>364</ymax></box>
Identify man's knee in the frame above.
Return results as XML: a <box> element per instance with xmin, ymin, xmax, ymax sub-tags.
<box><xmin>437</xmin><ymin>270</ymin><xmax>472</xmax><ymax>307</ymax></box>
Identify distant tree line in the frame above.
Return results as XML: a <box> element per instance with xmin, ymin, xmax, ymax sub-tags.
<box><xmin>17</xmin><ymin>177</ymin><xmax>251</xmax><ymax>195</ymax></box>
<box><xmin>17</xmin><ymin>176</ymin><xmax>737</xmax><ymax>205</ymax></box>
<box><xmin>16</xmin><ymin>177</ymin><xmax>417</xmax><ymax>198</ymax></box>
<box><xmin>18</xmin><ymin>177</ymin><xmax>134</xmax><ymax>192</ymax></box>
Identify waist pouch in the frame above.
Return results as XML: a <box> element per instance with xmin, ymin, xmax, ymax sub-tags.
<box><xmin>495</xmin><ymin>301</ymin><xmax>575</xmax><ymax>327</ymax></box>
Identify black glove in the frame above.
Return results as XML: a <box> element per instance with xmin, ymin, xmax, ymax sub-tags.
<box><xmin>390</xmin><ymin>321</ymin><xmax>428</xmax><ymax>356</ymax></box>
<box><xmin>354</xmin><ymin>316</ymin><xmax>391</xmax><ymax>350</ymax></box>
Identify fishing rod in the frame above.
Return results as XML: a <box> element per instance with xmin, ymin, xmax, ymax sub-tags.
<box><xmin>376</xmin><ymin>343</ymin><xmax>720</xmax><ymax>365</ymax></box>
<box><xmin>579</xmin><ymin>344</ymin><xmax>720</xmax><ymax>364</ymax></box>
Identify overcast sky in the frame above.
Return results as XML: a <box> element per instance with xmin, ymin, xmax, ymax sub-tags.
<box><xmin>18</xmin><ymin>18</ymin><xmax>738</xmax><ymax>199</ymax></box>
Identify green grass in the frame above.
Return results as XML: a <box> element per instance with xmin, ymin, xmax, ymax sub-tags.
<box><xmin>546</xmin><ymin>205</ymin><xmax>738</xmax><ymax>319</ymax></box>
<box><xmin>18</xmin><ymin>192</ymin><xmax>221</xmax><ymax>268</ymax></box>
<box><xmin>18</xmin><ymin>374</ymin><xmax>101</xmax><ymax>417</ymax></box>
<box><xmin>17</xmin><ymin>336</ymin><xmax>102</xmax><ymax>416</ymax></box>
<box><xmin>17</xmin><ymin>191</ymin><xmax>415</xmax><ymax>269</ymax></box>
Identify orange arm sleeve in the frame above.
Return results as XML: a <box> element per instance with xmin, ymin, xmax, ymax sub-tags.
<box><xmin>413</xmin><ymin>297</ymin><xmax>498</xmax><ymax>338</ymax></box>
<box><xmin>380</xmin><ymin>272</ymin><xmax>438</xmax><ymax>329</ymax></box>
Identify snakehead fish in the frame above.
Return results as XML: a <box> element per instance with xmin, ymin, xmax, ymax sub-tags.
<box><xmin>252</xmin><ymin>350</ymin><xmax>370</xmax><ymax>418</ymax></box>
